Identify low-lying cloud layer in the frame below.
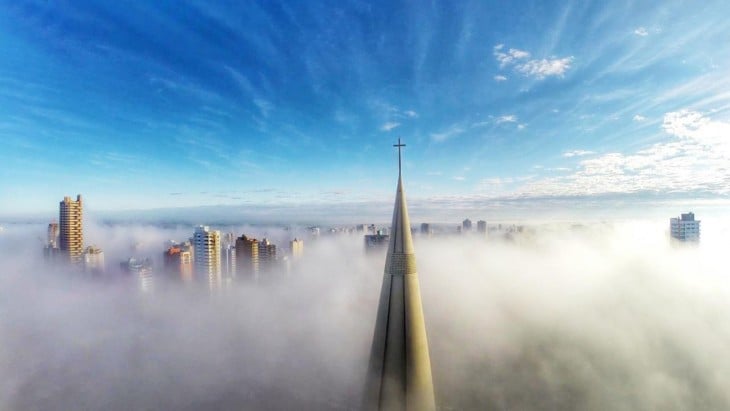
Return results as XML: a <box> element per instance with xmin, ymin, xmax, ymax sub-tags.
<box><xmin>1</xmin><ymin>218</ymin><xmax>729</xmax><ymax>410</ymax></box>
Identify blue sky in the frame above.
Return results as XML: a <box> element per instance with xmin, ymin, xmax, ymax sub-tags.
<box><xmin>1</xmin><ymin>0</ymin><xmax>729</xmax><ymax>218</ymax></box>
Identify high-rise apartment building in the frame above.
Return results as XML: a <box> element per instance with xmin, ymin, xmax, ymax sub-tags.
<box><xmin>59</xmin><ymin>195</ymin><xmax>83</xmax><ymax>263</ymax></box>
<box><xmin>235</xmin><ymin>234</ymin><xmax>259</xmax><ymax>279</ymax></box>
<box><xmin>364</xmin><ymin>231</ymin><xmax>390</xmax><ymax>253</ymax></box>
<box><xmin>163</xmin><ymin>242</ymin><xmax>194</xmax><ymax>282</ymax></box>
<box><xmin>670</xmin><ymin>212</ymin><xmax>701</xmax><ymax>242</ymax></box>
<box><xmin>193</xmin><ymin>225</ymin><xmax>221</xmax><ymax>287</ymax></box>
<box><xmin>222</xmin><ymin>243</ymin><xmax>236</xmax><ymax>280</ymax></box>
<box><xmin>290</xmin><ymin>238</ymin><xmax>304</xmax><ymax>259</ymax></box>
<box><xmin>259</xmin><ymin>238</ymin><xmax>277</xmax><ymax>271</ymax></box>
<box><xmin>47</xmin><ymin>222</ymin><xmax>59</xmax><ymax>247</ymax></box>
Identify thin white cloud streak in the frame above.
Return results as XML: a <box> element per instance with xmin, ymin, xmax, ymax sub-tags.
<box><xmin>431</xmin><ymin>125</ymin><xmax>465</xmax><ymax>142</ymax></box>
<box><xmin>494</xmin><ymin>44</ymin><xmax>574</xmax><ymax>79</ymax></box>
<box><xmin>496</xmin><ymin>115</ymin><xmax>518</xmax><ymax>124</ymax></box>
<box><xmin>563</xmin><ymin>150</ymin><xmax>595</xmax><ymax>157</ymax></box>
<box><xmin>381</xmin><ymin>121</ymin><xmax>401</xmax><ymax>131</ymax></box>
<box><xmin>634</xmin><ymin>27</ymin><xmax>649</xmax><ymax>36</ymax></box>
<box><xmin>494</xmin><ymin>75</ymin><xmax>508</xmax><ymax>82</ymax></box>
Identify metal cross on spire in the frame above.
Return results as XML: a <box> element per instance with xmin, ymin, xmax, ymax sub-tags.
<box><xmin>393</xmin><ymin>138</ymin><xmax>406</xmax><ymax>176</ymax></box>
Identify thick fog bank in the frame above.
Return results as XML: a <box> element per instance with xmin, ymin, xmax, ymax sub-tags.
<box><xmin>1</xmin><ymin>219</ymin><xmax>729</xmax><ymax>410</ymax></box>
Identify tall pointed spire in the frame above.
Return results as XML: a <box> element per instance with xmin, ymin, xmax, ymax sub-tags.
<box><xmin>363</xmin><ymin>141</ymin><xmax>435</xmax><ymax>411</ymax></box>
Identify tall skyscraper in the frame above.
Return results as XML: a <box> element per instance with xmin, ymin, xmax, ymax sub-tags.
<box><xmin>235</xmin><ymin>234</ymin><xmax>259</xmax><ymax>279</ymax></box>
<box><xmin>59</xmin><ymin>195</ymin><xmax>83</xmax><ymax>264</ymax></box>
<box><xmin>222</xmin><ymin>243</ymin><xmax>236</xmax><ymax>280</ymax></box>
<box><xmin>47</xmin><ymin>222</ymin><xmax>59</xmax><ymax>247</ymax></box>
<box><xmin>670</xmin><ymin>212</ymin><xmax>701</xmax><ymax>242</ymax></box>
<box><xmin>290</xmin><ymin>238</ymin><xmax>304</xmax><ymax>259</ymax></box>
<box><xmin>364</xmin><ymin>140</ymin><xmax>435</xmax><ymax>411</ymax></box>
<box><xmin>259</xmin><ymin>238</ymin><xmax>277</xmax><ymax>272</ymax></box>
<box><xmin>193</xmin><ymin>225</ymin><xmax>221</xmax><ymax>288</ymax></box>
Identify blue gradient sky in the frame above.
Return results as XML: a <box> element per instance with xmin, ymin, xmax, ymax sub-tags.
<box><xmin>1</xmin><ymin>1</ymin><xmax>729</xmax><ymax>217</ymax></box>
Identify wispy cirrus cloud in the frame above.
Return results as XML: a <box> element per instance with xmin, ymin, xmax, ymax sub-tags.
<box><xmin>496</xmin><ymin>115</ymin><xmax>517</xmax><ymax>124</ymax></box>
<box><xmin>634</xmin><ymin>27</ymin><xmax>649</xmax><ymax>36</ymax></box>
<box><xmin>494</xmin><ymin>75</ymin><xmax>508</xmax><ymax>82</ymax></box>
<box><xmin>494</xmin><ymin>44</ymin><xmax>574</xmax><ymax>79</ymax></box>
<box><xmin>563</xmin><ymin>150</ymin><xmax>595</xmax><ymax>158</ymax></box>
<box><xmin>633</xmin><ymin>114</ymin><xmax>646</xmax><ymax>122</ymax></box>
<box><xmin>381</xmin><ymin>121</ymin><xmax>400</xmax><ymax>132</ymax></box>
<box><xmin>431</xmin><ymin>125</ymin><xmax>465</xmax><ymax>142</ymax></box>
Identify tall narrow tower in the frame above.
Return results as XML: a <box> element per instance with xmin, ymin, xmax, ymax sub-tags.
<box><xmin>193</xmin><ymin>225</ymin><xmax>222</xmax><ymax>289</ymax></box>
<box><xmin>59</xmin><ymin>195</ymin><xmax>83</xmax><ymax>264</ymax></box>
<box><xmin>364</xmin><ymin>140</ymin><xmax>435</xmax><ymax>411</ymax></box>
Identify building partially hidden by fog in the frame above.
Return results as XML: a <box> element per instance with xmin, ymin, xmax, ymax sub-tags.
<box><xmin>477</xmin><ymin>220</ymin><xmax>487</xmax><ymax>235</ymax></box>
<box><xmin>164</xmin><ymin>242</ymin><xmax>194</xmax><ymax>282</ymax></box>
<box><xmin>290</xmin><ymin>238</ymin><xmax>304</xmax><ymax>259</ymax></box>
<box><xmin>462</xmin><ymin>218</ymin><xmax>472</xmax><ymax>232</ymax></box>
<box><xmin>364</xmin><ymin>140</ymin><xmax>435</xmax><ymax>411</ymax></box>
<box><xmin>364</xmin><ymin>231</ymin><xmax>390</xmax><ymax>253</ymax></box>
<box><xmin>59</xmin><ymin>195</ymin><xmax>83</xmax><ymax>264</ymax></box>
<box><xmin>670</xmin><ymin>212</ymin><xmax>701</xmax><ymax>242</ymax></box>
<box><xmin>122</xmin><ymin>257</ymin><xmax>153</xmax><ymax>293</ymax></box>
<box><xmin>235</xmin><ymin>234</ymin><xmax>259</xmax><ymax>279</ymax></box>
<box><xmin>193</xmin><ymin>225</ymin><xmax>221</xmax><ymax>288</ymax></box>
<box><xmin>83</xmin><ymin>245</ymin><xmax>105</xmax><ymax>275</ymax></box>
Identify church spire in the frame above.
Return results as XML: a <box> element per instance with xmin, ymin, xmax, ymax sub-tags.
<box><xmin>363</xmin><ymin>141</ymin><xmax>435</xmax><ymax>411</ymax></box>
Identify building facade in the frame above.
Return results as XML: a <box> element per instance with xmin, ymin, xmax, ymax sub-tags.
<box><xmin>59</xmin><ymin>195</ymin><xmax>83</xmax><ymax>263</ymax></box>
<box><xmin>163</xmin><ymin>242</ymin><xmax>194</xmax><ymax>282</ymax></box>
<box><xmin>670</xmin><ymin>212</ymin><xmax>701</xmax><ymax>242</ymax></box>
<box><xmin>193</xmin><ymin>225</ymin><xmax>221</xmax><ymax>287</ymax></box>
<box><xmin>235</xmin><ymin>234</ymin><xmax>259</xmax><ymax>279</ymax></box>
<box><xmin>290</xmin><ymin>238</ymin><xmax>304</xmax><ymax>259</ymax></box>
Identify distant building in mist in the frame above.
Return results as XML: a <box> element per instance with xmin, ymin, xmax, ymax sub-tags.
<box><xmin>44</xmin><ymin>221</ymin><xmax>62</xmax><ymax>261</ymax></box>
<box><xmin>462</xmin><ymin>218</ymin><xmax>472</xmax><ymax>232</ymax></box>
<box><xmin>356</xmin><ymin>224</ymin><xmax>366</xmax><ymax>233</ymax></box>
<box><xmin>222</xmin><ymin>243</ymin><xmax>236</xmax><ymax>281</ymax></box>
<box><xmin>420</xmin><ymin>223</ymin><xmax>432</xmax><ymax>236</ymax></box>
<box><xmin>193</xmin><ymin>225</ymin><xmax>221</xmax><ymax>288</ymax></box>
<box><xmin>163</xmin><ymin>242</ymin><xmax>194</xmax><ymax>282</ymax></box>
<box><xmin>364</xmin><ymin>231</ymin><xmax>390</xmax><ymax>252</ymax></box>
<box><xmin>259</xmin><ymin>238</ymin><xmax>277</xmax><ymax>272</ymax></box>
<box><xmin>670</xmin><ymin>212</ymin><xmax>700</xmax><ymax>242</ymax></box>
<box><xmin>123</xmin><ymin>258</ymin><xmax>153</xmax><ymax>293</ymax></box>
<box><xmin>59</xmin><ymin>195</ymin><xmax>83</xmax><ymax>264</ymax></box>
<box><xmin>83</xmin><ymin>245</ymin><xmax>105</xmax><ymax>275</ymax></box>
<box><xmin>235</xmin><ymin>234</ymin><xmax>259</xmax><ymax>279</ymax></box>
<box><xmin>290</xmin><ymin>238</ymin><xmax>304</xmax><ymax>259</ymax></box>
<box><xmin>477</xmin><ymin>220</ymin><xmax>487</xmax><ymax>234</ymax></box>
<box><xmin>47</xmin><ymin>222</ymin><xmax>59</xmax><ymax>247</ymax></box>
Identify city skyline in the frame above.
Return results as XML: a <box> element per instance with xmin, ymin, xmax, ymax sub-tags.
<box><xmin>2</xmin><ymin>1</ymin><xmax>730</xmax><ymax>218</ymax></box>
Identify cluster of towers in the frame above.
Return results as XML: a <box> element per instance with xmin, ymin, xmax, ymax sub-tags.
<box><xmin>161</xmin><ymin>226</ymin><xmax>304</xmax><ymax>290</ymax></box>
